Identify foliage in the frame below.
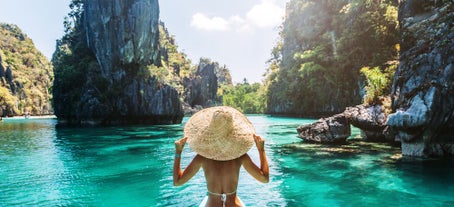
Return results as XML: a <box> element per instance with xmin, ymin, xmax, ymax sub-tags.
<box><xmin>158</xmin><ymin>23</ymin><xmax>194</xmax><ymax>93</ymax></box>
<box><xmin>52</xmin><ymin>1</ymin><xmax>237</xmax><ymax>115</ymax></box>
<box><xmin>360</xmin><ymin>62</ymin><xmax>397</xmax><ymax>106</ymax></box>
<box><xmin>0</xmin><ymin>23</ymin><xmax>53</xmax><ymax>116</ymax></box>
<box><xmin>221</xmin><ymin>80</ymin><xmax>265</xmax><ymax>114</ymax></box>
<box><xmin>264</xmin><ymin>0</ymin><xmax>399</xmax><ymax>116</ymax></box>
<box><xmin>52</xmin><ymin>0</ymin><xmax>96</xmax><ymax>117</ymax></box>
<box><xmin>0</xmin><ymin>86</ymin><xmax>19</xmax><ymax>114</ymax></box>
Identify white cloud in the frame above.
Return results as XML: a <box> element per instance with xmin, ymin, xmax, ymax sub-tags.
<box><xmin>228</xmin><ymin>15</ymin><xmax>253</xmax><ymax>33</ymax></box>
<box><xmin>190</xmin><ymin>0</ymin><xmax>284</xmax><ymax>33</ymax></box>
<box><xmin>246</xmin><ymin>0</ymin><xmax>284</xmax><ymax>28</ymax></box>
<box><xmin>190</xmin><ymin>12</ymin><xmax>229</xmax><ymax>31</ymax></box>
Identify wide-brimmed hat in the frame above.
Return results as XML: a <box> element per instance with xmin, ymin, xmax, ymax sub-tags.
<box><xmin>184</xmin><ymin>106</ymin><xmax>255</xmax><ymax>161</ymax></box>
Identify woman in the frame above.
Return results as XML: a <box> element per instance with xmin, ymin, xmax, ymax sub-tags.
<box><xmin>173</xmin><ymin>106</ymin><xmax>269</xmax><ymax>207</ymax></box>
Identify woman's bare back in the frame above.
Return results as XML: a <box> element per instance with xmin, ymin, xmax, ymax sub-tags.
<box><xmin>173</xmin><ymin>135</ymin><xmax>269</xmax><ymax>207</ymax></box>
<box><xmin>201</xmin><ymin>155</ymin><xmax>244</xmax><ymax>207</ymax></box>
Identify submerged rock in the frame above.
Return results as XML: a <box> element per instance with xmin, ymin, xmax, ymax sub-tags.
<box><xmin>387</xmin><ymin>1</ymin><xmax>454</xmax><ymax>156</ymax></box>
<box><xmin>297</xmin><ymin>114</ymin><xmax>351</xmax><ymax>144</ymax></box>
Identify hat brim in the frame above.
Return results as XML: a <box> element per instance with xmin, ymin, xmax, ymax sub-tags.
<box><xmin>184</xmin><ymin>106</ymin><xmax>255</xmax><ymax>161</ymax></box>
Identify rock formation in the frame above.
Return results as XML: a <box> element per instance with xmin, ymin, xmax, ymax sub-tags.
<box><xmin>297</xmin><ymin>114</ymin><xmax>351</xmax><ymax>144</ymax></box>
<box><xmin>386</xmin><ymin>1</ymin><xmax>454</xmax><ymax>156</ymax></box>
<box><xmin>184</xmin><ymin>61</ymin><xmax>219</xmax><ymax>108</ymax></box>
<box><xmin>344</xmin><ymin>105</ymin><xmax>389</xmax><ymax>142</ymax></box>
<box><xmin>296</xmin><ymin>1</ymin><xmax>454</xmax><ymax>157</ymax></box>
<box><xmin>84</xmin><ymin>0</ymin><xmax>161</xmax><ymax>82</ymax></box>
<box><xmin>53</xmin><ymin>0</ymin><xmax>183</xmax><ymax>125</ymax></box>
<box><xmin>0</xmin><ymin>55</ymin><xmax>4</xmax><ymax>77</ymax></box>
<box><xmin>297</xmin><ymin>103</ymin><xmax>392</xmax><ymax>144</ymax></box>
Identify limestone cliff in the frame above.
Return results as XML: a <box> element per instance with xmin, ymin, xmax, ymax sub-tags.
<box><xmin>184</xmin><ymin>60</ymin><xmax>219</xmax><ymax>108</ymax></box>
<box><xmin>84</xmin><ymin>0</ymin><xmax>161</xmax><ymax>82</ymax></box>
<box><xmin>0</xmin><ymin>23</ymin><xmax>53</xmax><ymax>117</ymax></box>
<box><xmin>52</xmin><ymin>0</ymin><xmax>183</xmax><ymax>125</ymax></box>
<box><xmin>387</xmin><ymin>0</ymin><xmax>454</xmax><ymax>156</ymax></box>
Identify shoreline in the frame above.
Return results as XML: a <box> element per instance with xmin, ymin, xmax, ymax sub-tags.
<box><xmin>2</xmin><ymin>115</ymin><xmax>57</xmax><ymax>120</ymax></box>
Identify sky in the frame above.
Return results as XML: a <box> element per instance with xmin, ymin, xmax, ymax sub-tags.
<box><xmin>0</xmin><ymin>0</ymin><xmax>288</xmax><ymax>84</ymax></box>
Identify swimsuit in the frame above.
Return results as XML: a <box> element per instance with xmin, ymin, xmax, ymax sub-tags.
<box><xmin>207</xmin><ymin>190</ymin><xmax>236</xmax><ymax>207</ymax></box>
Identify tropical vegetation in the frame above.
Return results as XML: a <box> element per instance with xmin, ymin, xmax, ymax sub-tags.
<box><xmin>264</xmin><ymin>0</ymin><xmax>399</xmax><ymax>116</ymax></box>
<box><xmin>1</xmin><ymin>0</ymin><xmax>403</xmax><ymax>117</ymax></box>
<box><xmin>0</xmin><ymin>23</ymin><xmax>53</xmax><ymax>116</ymax></box>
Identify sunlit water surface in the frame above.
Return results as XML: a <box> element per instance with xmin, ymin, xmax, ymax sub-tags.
<box><xmin>1</xmin><ymin>116</ymin><xmax>453</xmax><ymax>206</ymax></box>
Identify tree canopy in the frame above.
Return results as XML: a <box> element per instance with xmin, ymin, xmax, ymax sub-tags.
<box><xmin>264</xmin><ymin>0</ymin><xmax>399</xmax><ymax>116</ymax></box>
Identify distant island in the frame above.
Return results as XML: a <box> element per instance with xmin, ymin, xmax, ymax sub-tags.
<box><xmin>0</xmin><ymin>23</ymin><xmax>53</xmax><ymax>117</ymax></box>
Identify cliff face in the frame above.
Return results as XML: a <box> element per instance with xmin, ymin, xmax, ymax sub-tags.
<box><xmin>53</xmin><ymin>0</ymin><xmax>183</xmax><ymax>125</ymax></box>
<box><xmin>387</xmin><ymin>1</ymin><xmax>454</xmax><ymax>156</ymax></box>
<box><xmin>184</xmin><ymin>60</ymin><xmax>220</xmax><ymax>108</ymax></box>
<box><xmin>0</xmin><ymin>24</ymin><xmax>53</xmax><ymax>117</ymax></box>
<box><xmin>84</xmin><ymin>0</ymin><xmax>161</xmax><ymax>81</ymax></box>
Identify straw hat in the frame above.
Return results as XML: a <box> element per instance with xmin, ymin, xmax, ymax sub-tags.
<box><xmin>184</xmin><ymin>106</ymin><xmax>255</xmax><ymax>161</ymax></box>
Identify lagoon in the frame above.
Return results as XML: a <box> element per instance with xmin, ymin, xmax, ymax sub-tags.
<box><xmin>1</xmin><ymin>116</ymin><xmax>453</xmax><ymax>206</ymax></box>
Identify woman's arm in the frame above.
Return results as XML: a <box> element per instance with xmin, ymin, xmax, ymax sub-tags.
<box><xmin>241</xmin><ymin>134</ymin><xmax>269</xmax><ymax>183</ymax></box>
<box><xmin>173</xmin><ymin>137</ymin><xmax>202</xmax><ymax>186</ymax></box>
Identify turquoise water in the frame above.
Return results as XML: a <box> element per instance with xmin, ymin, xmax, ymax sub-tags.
<box><xmin>1</xmin><ymin>115</ymin><xmax>453</xmax><ymax>207</ymax></box>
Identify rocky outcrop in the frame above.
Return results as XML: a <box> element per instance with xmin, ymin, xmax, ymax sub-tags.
<box><xmin>344</xmin><ymin>105</ymin><xmax>389</xmax><ymax>142</ymax></box>
<box><xmin>386</xmin><ymin>1</ymin><xmax>454</xmax><ymax>156</ymax></box>
<box><xmin>53</xmin><ymin>0</ymin><xmax>183</xmax><ymax>125</ymax></box>
<box><xmin>0</xmin><ymin>55</ymin><xmax>4</xmax><ymax>77</ymax></box>
<box><xmin>84</xmin><ymin>0</ymin><xmax>161</xmax><ymax>82</ymax></box>
<box><xmin>183</xmin><ymin>59</ymin><xmax>222</xmax><ymax>111</ymax></box>
<box><xmin>297</xmin><ymin>114</ymin><xmax>351</xmax><ymax>144</ymax></box>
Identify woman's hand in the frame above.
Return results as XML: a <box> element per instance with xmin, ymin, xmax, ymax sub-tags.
<box><xmin>175</xmin><ymin>137</ymin><xmax>188</xmax><ymax>154</ymax></box>
<box><xmin>253</xmin><ymin>134</ymin><xmax>265</xmax><ymax>151</ymax></box>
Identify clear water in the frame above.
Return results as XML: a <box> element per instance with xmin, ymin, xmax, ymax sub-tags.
<box><xmin>1</xmin><ymin>116</ymin><xmax>453</xmax><ymax>207</ymax></box>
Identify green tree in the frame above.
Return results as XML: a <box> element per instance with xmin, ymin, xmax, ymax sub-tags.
<box><xmin>265</xmin><ymin>0</ymin><xmax>399</xmax><ymax>116</ymax></box>
<box><xmin>0</xmin><ymin>23</ymin><xmax>53</xmax><ymax>116</ymax></box>
<box><xmin>360</xmin><ymin>62</ymin><xmax>396</xmax><ymax>106</ymax></box>
<box><xmin>222</xmin><ymin>81</ymin><xmax>265</xmax><ymax>114</ymax></box>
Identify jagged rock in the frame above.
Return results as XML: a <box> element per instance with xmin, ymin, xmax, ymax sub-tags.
<box><xmin>4</xmin><ymin>66</ymin><xmax>12</xmax><ymax>84</ymax></box>
<box><xmin>184</xmin><ymin>60</ymin><xmax>220</xmax><ymax>109</ymax></box>
<box><xmin>297</xmin><ymin>114</ymin><xmax>351</xmax><ymax>144</ymax></box>
<box><xmin>53</xmin><ymin>0</ymin><xmax>183</xmax><ymax>125</ymax></box>
<box><xmin>387</xmin><ymin>1</ymin><xmax>454</xmax><ymax>156</ymax></box>
<box><xmin>344</xmin><ymin>105</ymin><xmax>388</xmax><ymax>142</ymax></box>
<box><xmin>0</xmin><ymin>55</ymin><xmax>5</xmax><ymax>78</ymax></box>
<box><xmin>84</xmin><ymin>0</ymin><xmax>161</xmax><ymax>81</ymax></box>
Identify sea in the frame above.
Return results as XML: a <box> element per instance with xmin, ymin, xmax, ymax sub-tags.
<box><xmin>1</xmin><ymin>115</ymin><xmax>453</xmax><ymax>207</ymax></box>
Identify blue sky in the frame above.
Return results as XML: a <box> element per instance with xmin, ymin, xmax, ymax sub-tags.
<box><xmin>0</xmin><ymin>0</ymin><xmax>287</xmax><ymax>84</ymax></box>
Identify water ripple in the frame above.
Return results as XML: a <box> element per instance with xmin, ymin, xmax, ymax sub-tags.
<box><xmin>1</xmin><ymin>117</ymin><xmax>454</xmax><ymax>206</ymax></box>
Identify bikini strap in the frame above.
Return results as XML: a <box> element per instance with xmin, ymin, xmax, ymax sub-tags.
<box><xmin>207</xmin><ymin>190</ymin><xmax>236</xmax><ymax>196</ymax></box>
<box><xmin>206</xmin><ymin>190</ymin><xmax>236</xmax><ymax>207</ymax></box>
